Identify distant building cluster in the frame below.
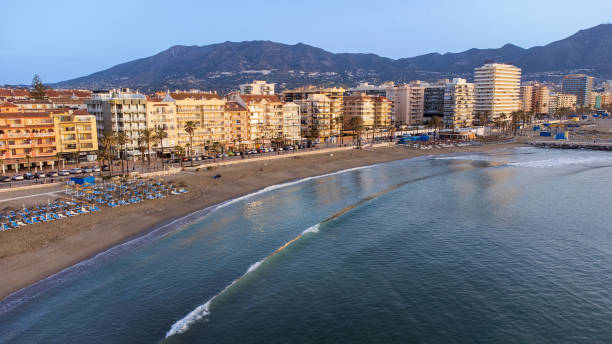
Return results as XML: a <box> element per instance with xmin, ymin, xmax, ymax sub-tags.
<box><xmin>1</xmin><ymin>62</ymin><xmax>611</xmax><ymax>171</ymax></box>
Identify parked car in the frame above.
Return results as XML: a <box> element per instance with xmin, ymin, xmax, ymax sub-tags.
<box><xmin>47</xmin><ymin>171</ymin><xmax>59</xmax><ymax>177</ymax></box>
<box><xmin>1</xmin><ymin>176</ymin><xmax>12</xmax><ymax>182</ymax></box>
<box><xmin>69</xmin><ymin>168</ymin><xmax>82</xmax><ymax>174</ymax></box>
<box><xmin>101</xmin><ymin>165</ymin><xmax>110</xmax><ymax>171</ymax></box>
<box><xmin>12</xmin><ymin>174</ymin><xmax>24</xmax><ymax>181</ymax></box>
<box><xmin>35</xmin><ymin>172</ymin><xmax>47</xmax><ymax>178</ymax></box>
<box><xmin>58</xmin><ymin>170</ymin><xmax>70</xmax><ymax>176</ymax></box>
<box><xmin>24</xmin><ymin>173</ymin><xmax>35</xmax><ymax>180</ymax></box>
<box><xmin>82</xmin><ymin>167</ymin><xmax>93</xmax><ymax>173</ymax></box>
<box><xmin>93</xmin><ymin>166</ymin><xmax>101</xmax><ymax>172</ymax></box>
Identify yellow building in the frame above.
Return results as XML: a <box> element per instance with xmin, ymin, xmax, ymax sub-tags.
<box><xmin>172</xmin><ymin>92</ymin><xmax>227</xmax><ymax>154</ymax></box>
<box><xmin>282</xmin><ymin>86</ymin><xmax>343</xmax><ymax>138</ymax></box>
<box><xmin>294</xmin><ymin>94</ymin><xmax>338</xmax><ymax>141</ymax></box>
<box><xmin>233</xmin><ymin>95</ymin><xmax>284</xmax><ymax>147</ymax></box>
<box><xmin>282</xmin><ymin>102</ymin><xmax>301</xmax><ymax>144</ymax></box>
<box><xmin>225</xmin><ymin>101</ymin><xmax>250</xmax><ymax>149</ymax></box>
<box><xmin>343</xmin><ymin>93</ymin><xmax>375</xmax><ymax>128</ymax></box>
<box><xmin>50</xmin><ymin>109</ymin><xmax>98</xmax><ymax>154</ymax></box>
<box><xmin>146</xmin><ymin>94</ymin><xmax>178</xmax><ymax>150</ymax></box>
<box><xmin>373</xmin><ymin>96</ymin><xmax>392</xmax><ymax>128</ymax></box>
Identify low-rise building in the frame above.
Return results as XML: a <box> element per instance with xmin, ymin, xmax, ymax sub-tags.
<box><xmin>50</xmin><ymin>110</ymin><xmax>98</xmax><ymax>155</ymax></box>
<box><xmin>0</xmin><ymin>112</ymin><xmax>57</xmax><ymax>171</ymax></box>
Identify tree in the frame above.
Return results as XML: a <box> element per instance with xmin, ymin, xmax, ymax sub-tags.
<box><xmin>0</xmin><ymin>158</ymin><xmax>4</xmax><ymax>175</ymax></box>
<box><xmin>99</xmin><ymin>132</ymin><xmax>116</xmax><ymax>176</ymax></box>
<box><xmin>96</xmin><ymin>151</ymin><xmax>105</xmax><ymax>177</ymax></box>
<box><xmin>30</xmin><ymin>74</ymin><xmax>47</xmax><ymax>100</ymax></box>
<box><xmin>174</xmin><ymin>145</ymin><xmax>184</xmax><ymax>168</ymax></box>
<box><xmin>429</xmin><ymin>116</ymin><xmax>443</xmax><ymax>138</ymax></box>
<box><xmin>138</xmin><ymin>128</ymin><xmax>154</xmax><ymax>166</ymax></box>
<box><xmin>346</xmin><ymin>117</ymin><xmax>364</xmax><ymax>146</ymax></box>
<box><xmin>55</xmin><ymin>153</ymin><xmax>63</xmax><ymax>173</ymax></box>
<box><xmin>71</xmin><ymin>152</ymin><xmax>80</xmax><ymax>168</ymax></box>
<box><xmin>154</xmin><ymin>127</ymin><xmax>168</xmax><ymax>168</ymax></box>
<box><xmin>183</xmin><ymin>121</ymin><xmax>196</xmax><ymax>167</ymax></box>
<box><xmin>114</xmin><ymin>131</ymin><xmax>129</xmax><ymax>175</ymax></box>
<box><xmin>25</xmin><ymin>154</ymin><xmax>32</xmax><ymax>173</ymax></box>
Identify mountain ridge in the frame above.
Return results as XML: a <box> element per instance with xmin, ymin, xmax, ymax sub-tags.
<box><xmin>55</xmin><ymin>24</ymin><xmax>612</xmax><ymax>92</ymax></box>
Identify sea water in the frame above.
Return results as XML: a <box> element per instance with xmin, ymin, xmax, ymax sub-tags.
<box><xmin>1</xmin><ymin>147</ymin><xmax>611</xmax><ymax>343</ymax></box>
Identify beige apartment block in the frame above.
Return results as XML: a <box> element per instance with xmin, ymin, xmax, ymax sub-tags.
<box><xmin>173</xmin><ymin>92</ymin><xmax>227</xmax><ymax>154</ymax></box>
<box><xmin>239</xmin><ymin>80</ymin><xmax>275</xmax><ymax>95</ymax></box>
<box><xmin>224</xmin><ymin>101</ymin><xmax>250</xmax><ymax>149</ymax></box>
<box><xmin>548</xmin><ymin>93</ymin><xmax>578</xmax><ymax>115</ymax></box>
<box><xmin>373</xmin><ymin>96</ymin><xmax>392</xmax><ymax>128</ymax></box>
<box><xmin>51</xmin><ymin>109</ymin><xmax>98</xmax><ymax>154</ymax></box>
<box><xmin>443</xmin><ymin>78</ymin><xmax>475</xmax><ymax>129</ymax></box>
<box><xmin>146</xmin><ymin>94</ymin><xmax>178</xmax><ymax>150</ymax></box>
<box><xmin>391</xmin><ymin>84</ymin><xmax>425</xmax><ymax>126</ymax></box>
<box><xmin>519</xmin><ymin>85</ymin><xmax>533</xmax><ymax>113</ymax></box>
<box><xmin>282</xmin><ymin>86</ymin><xmax>344</xmax><ymax>131</ymax></box>
<box><xmin>233</xmin><ymin>95</ymin><xmax>284</xmax><ymax>147</ymax></box>
<box><xmin>294</xmin><ymin>94</ymin><xmax>338</xmax><ymax>141</ymax></box>
<box><xmin>474</xmin><ymin>63</ymin><xmax>522</xmax><ymax>120</ymax></box>
<box><xmin>343</xmin><ymin>93</ymin><xmax>375</xmax><ymax>128</ymax></box>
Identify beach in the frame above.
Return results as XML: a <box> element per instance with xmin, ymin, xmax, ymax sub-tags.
<box><xmin>0</xmin><ymin>143</ymin><xmax>523</xmax><ymax>300</ymax></box>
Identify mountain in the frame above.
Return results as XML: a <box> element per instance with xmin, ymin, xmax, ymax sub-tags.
<box><xmin>55</xmin><ymin>24</ymin><xmax>612</xmax><ymax>92</ymax></box>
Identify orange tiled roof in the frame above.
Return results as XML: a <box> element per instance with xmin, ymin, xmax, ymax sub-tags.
<box><xmin>170</xmin><ymin>92</ymin><xmax>221</xmax><ymax>100</ymax></box>
<box><xmin>0</xmin><ymin>112</ymin><xmax>52</xmax><ymax>118</ymax></box>
<box><xmin>225</xmin><ymin>102</ymin><xmax>246</xmax><ymax>111</ymax></box>
<box><xmin>238</xmin><ymin>94</ymin><xmax>282</xmax><ymax>103</ymax></box>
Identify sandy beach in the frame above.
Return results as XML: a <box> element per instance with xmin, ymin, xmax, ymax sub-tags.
<box><xmin>0</xmin><ymin>143</ymin><xmax>523</xmax><ymax>300</ymax></box>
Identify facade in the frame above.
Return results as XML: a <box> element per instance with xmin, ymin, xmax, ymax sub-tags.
<box><xmin>443</xmin><ymin>78</ymin><xmax>475</xmax><ymax>129</ymax></box>
<box><xmin>390</xmin><ymin>84</ymin><xmax>425</xmax><ymax>126</ymax></box>
<box><xmin>423</xmin><ymin>85</ymin><xmax>446</xmax><ymax>121</ymax></box>
<box><xmin>561</xmin><ymin>74</ymin><xmax>593</xmax><ymax>108</ymax></box>
<box><xmin>548</xmin><ymin>93</ymin><xmax>578</xmax><ymax>115</ymax></box>
<box><xmin>50</xmin><ymin>110</ymin><xmax>98</xmax><ymax>154</ymax></box>
<box><xmin>224</xmin><ymin>101</ymin><xmax>250</xmax><ymax>149</ymax></box>
<box><xmin>294</xmin><ymin>94</ymin><xmax>337</xmax><ymax>141</ymax></box>
<box><xmin>146</xmin><ymin>94</ymin><xmax>178</xmax><ymax>150</ymax></box>
<box><xmin>86</xmin><ymin>89</ymin><xmax>147</xmax><ymax>155</ymax></box>
<box><xmin>282</xmin><ymin>86</ymin><xmax>344</xmax><ymax>124</ymax></box>
<box><xmin>346</xmin><ymin>82</ymin><xmax>391</xmax><ymax>97</ymax></box>
<box><xmin>372</xmin><ymin>96</ymin><xmax>392</xmax><ymax>128</ymax></box>
<box><xmin>0</xmin><ymin>112</ymin><xmax>57</xmax><ymax>171</ymax></box>
<box><xmin>239</xmin><ymin>80</ymin><xmax>275</xmax><ymax>95</ymax></box>
<box><xmin>282</xmin><ymin>102</ymin><xmax>301</xmax><ymax>144</ymax></box>
<box><xmin>0</xmin><ymin>102</ymin><xmax>19</xmax><ymax>113</ymax></box>
<box><xmin>233</xmin><ymin>95</ymin><xmax>285</xmax><ymax>146</ymax></box>
<box><xmin>520</xmin><ymin>83</ymin><xmax>550</xmax><ymax>115</ymax></box>
<box><xmin>343</xmin><ymin>94</ymin><xmax>375</xmax><ymax>128</ymax></box>
<box><xmin>173</xmin><ymin>92</ymin><xmax>227</xmax><ymax>154</ymax></box>
<box><xmin>474</xmin><ymin>63</ymin><xmax>522</xmax><ymax>120</ymax></box>
<box><xmin>519</xmin><ymin>85</ymin><xmax>533</xmax><ymax>113</ymax></box>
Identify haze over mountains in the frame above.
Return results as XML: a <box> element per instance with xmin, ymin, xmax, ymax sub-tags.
<box><xmin>55</xmin><ymin>24</ymin><xmax>612</xmax><ymax>92</ymax></box>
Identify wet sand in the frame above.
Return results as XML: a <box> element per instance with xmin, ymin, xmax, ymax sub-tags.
<box><xmin>0</xmin><ymin>143</ymin><xmax>522</xmax><ymax>300</ymax></box>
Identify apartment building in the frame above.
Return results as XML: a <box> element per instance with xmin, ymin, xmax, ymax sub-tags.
<box><xmin>561</xmin><ymin>74</ymin><xmax>593</xmax><ymax>108</ymax></box>
<box><xmin>423</xmin><ymin>85</ymin><xmax>446</xmax><ymax>121</ymax></box>
<box><xmin>0</xmin><ymin>112</ymin><xmax>56</xmax><ymax>171</ymax></box>
<box><xmin>173</xmin><ymin>92</ymin><xmax>227</xmax><ymax>154</ymax></box>
<box><xmin>50</xmin><ymin>109</ymin><xmax>98</xmax><ymax>155</ymax></box>
<box><xmin>86</xmin><ymin>89</ymin><xmax>147</xmax><ymax>155</ymax></box>
<box><xmin>239</xmin><ymin>80</ymin><xmax>275</xmax><ymax>95</ymax></box>
<box><xmin>389</xmin><ymin>84</ymin><xmax>425</xmax><ymax>126</ymax></box>
<box><xmin>443</xmin><ymin>78</ymin><xmax>475</xmax><ymax>129</ymax></box>
<box><xmin>294</xmin><ymin>94</ymin><xmax>337</xmax><ymax>141</ymax></box>
<box><xmin>520</xmin><ymin>83</ymin><xmax>550</xmax><ymax>115</ymax></box>
<box><xmin>146</xmin><ymin>93</ymin><xmax>178</xmax><ymax>150</ymax></box>
<box><xmin>343</xmin><ymin>93</ymin><xmax>375</xmax><ymax>128</ymax></box>
<box><xmin>346</xmin><ymin>82</ymin><xmax>391</xmax><ymax>97</ymax></box>
<box><xmin>282</xmin><ymin>102</ymin><xmax>301</xmax><ymax>144</ymax></box>
<box><xmin>474</xmin><ymin>63</ymin><xmax>521</xmax><ymax>120</ymax></box>
<box><xmin>372</xmin><ymin>96</ymin><xmax>392</xmax><ymax>128</ymax></box>
<box><xmin>0</xmin><ymin>102</ymin><xmax>19</xmax><ymax>113</ymax></box>
<box><xmin>224</xmin><ymin>101</ymin><xmax>250</xmax><ymax>149</ymax></box>
<box><xmin>548</xmin><ymin>93</ymin><xmax>578</xmax><ymax>115</ymax></box>
<box><xmin>233</xmin><ymin>94</ymin><xmax>285</xmax><ymax>146</ymax></box>
<box><xmin>519</xmin><ymin>85</ymin><xmax>533</xmax><ymax>113</ymax></box>
<box><xmin>282</xmin><ymin>86</ymin><xmax>344</xmax><ymax>129</ymax></box>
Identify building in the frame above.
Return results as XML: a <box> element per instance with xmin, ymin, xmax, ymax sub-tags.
<box><xmin>561</xmin><ymin>74</ymin><xmax>593</xmax><ymax>108</ymax></box>
<box><xmin>389</xmin><ymin>84</ymin><xmax>425</xmax><ymax>126</ymax></box>
<box><xmin>520</xmin><ymin>83</ymin><xmax>550</xmax><ymax>115</ymax></box>
<box><xmin>173</xmin><ymin>92</ymin><xmax>227</xmax><ymax>154</ymax></box>
<box><xmin>13</xmin><ymin>99</ymin><xmax>53</xmax><ymax>112</ymax></box>
<box><xmin>0</xmin><ymin>102</ymin><xmax>19</xmax><ymax>113</ymax></box>
<box><xmin>423</xmin><ymin>84</ymin><xmax>446</xmax><ymax>121</ymax></box>
<box><xmin>346</xmin><ymin>82</ymin><xmax>391</xmax><ymax>97</ymax></box>
<box><xmin>343</xmin><ymin>93</ymin><xmax>375</xmax><ymax>129</ymax></box>
<box><xmin>372</xmin><ymin>96</ymin><xmax>392</xmax><ymax>128</ymax></box>
<box><xmin>282</xmin><ymin>86</ymin><xmax>344</xmax><ymax>123</ymax></box>
<box><xmin>86</xmin><ymin>89</ymin><xmax>148</xmax><ymax>156</ymax></box>
<box><xmin>0</xmin><ymin>111</ymin><xmax>57</xmax><ymax>172</ymax></box>
<box><xmin>50</xmin><ymin>109</ymin><xmax>98</xmax><ymax>155</ymax></box>
<box><xmin>474</xmin><ymin>63</ymin><xmax>522</xmax><ymax>120</ymax></box>
<box><xmin>233</xmin><ymin>94</ymin><xmax>285</xmax><ymax>146</ymax></box>
<box><xmin>294</xmin><ymin>94</ymin><xmax>337</xmax><ymax>141</ymax></box>
<box><xmin>224</xmin><ymin>101</ymin><xmax>250</xmax><ymax>149</ymax></box>
<box><xmin>239</xmin><ymin>80</ymin><xmax>275</xmax><ymax>95</ymax></box>
<box><xmin>282</xmin><ymin>102</ymin><xmax>301</xmax><ymax>144</ymax></box>
<box><xmin>146</xmin><ymin>93</ymin><xmax>178</xmax><ymax>151</ymax></box>
<box><xmin>548</xmin><ymin>93</ymin><xmax>577</xmax><ymax>116</ymax></box>
<box><xmin>443</xmin><ymin>78</ymin><xmax>475</xmax><ymax>129</ymax></box>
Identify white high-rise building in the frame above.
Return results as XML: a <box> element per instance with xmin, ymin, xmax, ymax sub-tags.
<box><xmin>239</xmin><ymin>80</ymin><xmax>275</xmax><ymax>95</ymax></box>
<box><xmin>474</xmin><ymin>63</ymin><xmax>521</xmax><ymax>121</ymax></box>
<box><xmin>385</xmin><ymin>84</ymin><xmax>424</xmax><ymax>126</ymax></box>
<box><xmin>443</xmin><ymin>78</ymin><xmax>474</xmax><ymax>129</ymax></box>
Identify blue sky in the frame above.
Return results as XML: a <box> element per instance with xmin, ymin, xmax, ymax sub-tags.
<box><xmin>1</xmin><ymin>0</ymin><xmax>611</xmax><ymax>84</ymax></box>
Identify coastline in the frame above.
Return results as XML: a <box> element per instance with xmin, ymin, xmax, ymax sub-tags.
<box><xmin>0</xmin><ymin>143</ymin><xmax>524</xmax><ymax>301</ymax></box>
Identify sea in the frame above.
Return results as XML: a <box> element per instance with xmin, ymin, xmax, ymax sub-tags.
<box><xmin>0</xmin><ymin>146</ymin><xmax>611</xmax><ymax>343</ymax></box>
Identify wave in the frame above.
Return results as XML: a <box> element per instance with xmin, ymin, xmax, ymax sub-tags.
<box><xmin>508</xmin><ymin>155</ymin><xmax>612</xmax><ymax>168</ymax></box>
<box><xmin>0</xmin><ymin>163</ymin><xmax>386</xmax><ymax>315</ymax></box>
<box><xmin>165</xmin><ymin>223</ymin><xmax>321</xmax><ymax>338</ymax></box>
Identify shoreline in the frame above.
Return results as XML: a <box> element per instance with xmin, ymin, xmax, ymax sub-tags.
<box><xmin>0</xmin><ymin>143</ymin><xmax>524</xmax><ymax>303</ymax></box>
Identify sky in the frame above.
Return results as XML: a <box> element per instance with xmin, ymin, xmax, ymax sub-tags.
<box><xmin>1</xmin><ymin>0</ymin><xmax>612</xmax><ymax>85</ymax></box>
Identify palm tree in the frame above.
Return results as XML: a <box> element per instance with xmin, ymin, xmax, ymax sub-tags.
<box><xmin>138</xmin><ymin>143</ymin><xmax>147</xmax><ymax>166</ymax></box>
<box><xmin>0</xmin><ymin>158</ymin><xmax>4</xmax><ymax>175</ymax></box>
<box><xmin>346</xmin><ymin>117</ymin><xmax>364</xmax><ymax>146</ymax></box>
<box><xmin>183</xmin><ymin>121</ymin><xmax>196</xmax><ymax>167</ymax></box>
<box><xmin>154</xmin><ymin>126</ymin><xmax>168</xmax><ymax>168</ymax></box>
<box><xmin>174</xmin><ymin>145</ymin><xmax>184</xmax><ymax>168</ymax></box>
<box><xmin>54</xmin><ymin>153</ymin><xmax>63</xmax><ymax>173</ymax></box>
<box><xmin>114</xmin><ymin>131</ymin><xmax>129</xmax><ymax>176</ymax></box>
<box><xmin>25</xmin><ymin>154</ymin><xmax>32</xmax><ymax>173</ymax></box>
<box><xmin>96</xmin><ymin>152</ymin><xmax>105</xmax><ymax>177</ymax></box>
<box><xmin>99</xmin><ymin>132</ymin><xmax>115</xmax><ymax>176</ymax></box>
<box><xmin>138</xmin><ymin>128</ymin><xmax>154</xmax><ymax>166</ymax></box>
